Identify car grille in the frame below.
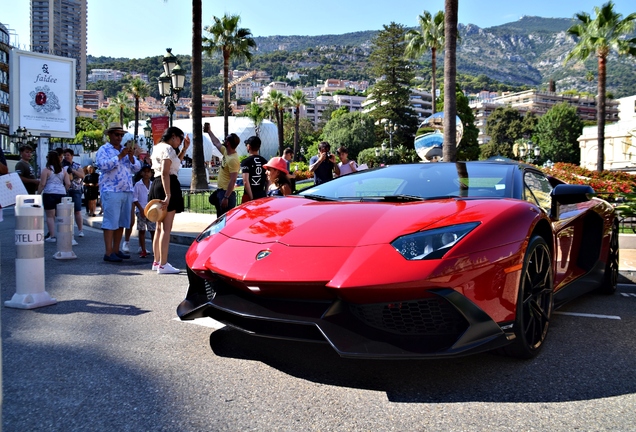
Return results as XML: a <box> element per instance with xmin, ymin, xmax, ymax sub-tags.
<box><xmin>349</xmin><ymin>297</ymin><xmax>466</xmax><ymax>336</ymax></box>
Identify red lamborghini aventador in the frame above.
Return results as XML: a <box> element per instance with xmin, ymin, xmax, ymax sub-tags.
<box><xmin>178</xmin><ymin>161</ymin><xmax>618</xmax><ymax>359</ymax></box>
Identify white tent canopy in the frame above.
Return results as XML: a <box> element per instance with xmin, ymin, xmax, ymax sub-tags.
<box><xmin>127</xmin><ymin>117</ymin><xmax>279</xmax><ymax>162</ymax></box>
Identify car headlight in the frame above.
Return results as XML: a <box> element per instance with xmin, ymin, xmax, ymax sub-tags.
<box><xmin>391</xmin><ymin>222</ymin><xmax>480</xmax><ymax>260</ymax></box>
<box><xmin>196</xmin><ymin>214</ymin><xmax>226</xmax><ymax>242</ymax></box>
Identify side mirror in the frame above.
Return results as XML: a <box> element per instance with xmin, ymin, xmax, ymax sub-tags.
<box><xmin>550</xmin><ymin>184</ymin><xmax>595</xmax><ymax>219</ymax></box>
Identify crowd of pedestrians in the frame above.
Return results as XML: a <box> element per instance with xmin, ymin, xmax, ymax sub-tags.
<box><xmin>3</xmin><ymin>119</ymin><xmax>363</xmax><ymax>273</ymax></box>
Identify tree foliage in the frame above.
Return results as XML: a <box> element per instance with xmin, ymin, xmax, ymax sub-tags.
<box><xmin>533</xmin><ymin>102</ymin><xmax>583</xmax><ymax>164</ymax></box>
<box><xmin>321</xmin><ymin>111</ymin><xmax>377</xmax><ymax>161</ymax></box>
<box><xmin>368</xmin><ymin>23</ymin><xmax>418</xmax><ymax>149</ymax></box>
<box><xmin>242</xmin><ymin>102</ymin><xmax>267</xmax><ymax>137</ymax></box>
<box><xmin>262</xmin><ymin>89</ymin><xmax>289</xmax><ymax>155</ymax></box>
<box><xmin>283</xmin><ymin>116</ymin><xmax>320</xmax><ymax>157</ymax></box>
<box><xmin>126</xmin><ymin>77</ymin><xmax>150</xmax><ymax>141</ymax></box>
<box><xmin>565</xmin><ymin>1</ymin><xmax>636</xmax><ymax>171</ymax></box>
<box><xmin>481</xmin><ymin>106</ymin><xmax>524</xmax><ymax>159</ymax></box>
<box><xmin>405</xmin><ymin>10</ymin><xmax>445</xmax><ymax>108</ymax></box>
<box><xmin>289</xmin><ymin>90</ymin><xmax>308</xmax><ymax>160</ymax></box>
<box><xmin>203</xmin><ymin>14</ymin><xmax>256</xmax><ymax>137</ymax></box>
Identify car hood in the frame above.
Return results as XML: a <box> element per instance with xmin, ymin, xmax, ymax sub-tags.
<box><xmin>221</xmin><ymin>196</ymin><xmax>478</xmax><ymax>247</ymax></box>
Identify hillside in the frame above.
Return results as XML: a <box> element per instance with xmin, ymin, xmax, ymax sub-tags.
<box><xmin>87</xmin><ymin>16</ymin><xmax>636</xmax><ymax>99</ymax></box>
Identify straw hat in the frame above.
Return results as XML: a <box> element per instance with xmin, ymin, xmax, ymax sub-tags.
<box><xmin>144</xmin><ymin>199</ymin><xmax>167</xmax><ymax>223</ymax></box>
<box><xmin>106</xmin><ymin>122</ymin><xmax>125</xmax><ymax>133</ymax></box>
<box><xmin>264</xmin><ymin>156</ymin><xmax>289</xmax><ymax>174</ymax></box>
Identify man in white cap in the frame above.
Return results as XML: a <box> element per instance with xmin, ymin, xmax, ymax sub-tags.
<box><xmin>96</xmin><ymin>122</ymin><xmax>141</xmax><ymax>262</ymax></box>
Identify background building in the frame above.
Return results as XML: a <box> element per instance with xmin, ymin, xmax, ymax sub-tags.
<box><xmin>31</xmin><ymin>0</ymin><xmax>88</xmax><ymax>89</ymax></box>
<box><xmin>578</xmin><ymin>95</ymin><xmax>636</xmax><ymax>171</ymax></box>
<box><xmin>470</xmin><ymin>90</ymin><xmax>620</xmax><ymax>144</ymax></box>
<box><xmin>0</xmin><ymin>23</ymin><xmax>10</xmax><ymax>136</ymax></box>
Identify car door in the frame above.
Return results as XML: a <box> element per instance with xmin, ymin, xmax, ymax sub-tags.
<box><xmin>522</xmin><ymin>169</ymin><xmax>596</xmax><ymax>290</ymax></box>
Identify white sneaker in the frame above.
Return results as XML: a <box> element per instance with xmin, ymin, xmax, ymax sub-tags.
<box><xmin>152</xmin><ymin>262</ymin><xmax>159</xmax><ymax>271</ymax></box>
<box><xmin>72</xmin><ymin>238</ymin><xmax>78</xmax><ymax>246</ymax></box>
<box><xmin>157</xmin><ymin>262</ymin><xmax>180</xmax><ymax>274</ymax></box>
<box><xmin>78</xmin><ymin>231</ymin><xmax>84</xmax><ymax>237</ymax></box>
<box><xmin>45</xmin><ymin>237</ymin><xmax>57</xmax><ymax>243</ymax></box>
<box><xmin>122</xmin><ymin>241</ymin><xmax>130</xmax><ymax>253</ymax></box>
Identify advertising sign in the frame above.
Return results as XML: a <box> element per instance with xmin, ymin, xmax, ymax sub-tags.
<box><xmin>151</xmin><ymin>116</ymin><xmax>169</xmax><ymax>145</ymax></box>
<box><xmin>9</xmin><ymin>50</ymin><xmax>76</xmax><ymax>139</ymax></box>
<box><xmin>0</xmin><ymin>173</ymin><xmax>29</xmax><ymax>207</ymax></box>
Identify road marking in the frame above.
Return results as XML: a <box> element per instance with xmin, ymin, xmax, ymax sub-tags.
<box><xmin>620</xmin><ymin>293</ymin><xmax>636</xmax><ymax>297</ymax></box>
<box><xmin>172</xmin><ymin>317</ymin><xmax>226</xmax><ymax>329</ymax></box>
<box><xmin>554</xmin><ymin>311</ymin><xmax>621</xmax><ymax>320</ymax></box>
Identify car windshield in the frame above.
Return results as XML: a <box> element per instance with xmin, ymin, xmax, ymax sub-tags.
<box><xmin>299</xmin><ymin>162</ymin><xmax>515</xmax><ymax>201</ymax></box>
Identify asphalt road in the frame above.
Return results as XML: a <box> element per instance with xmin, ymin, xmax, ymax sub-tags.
<box><xmin>2</xmin><ymin>207</ymin><xmax>635</xmax><ymax>431</ymax></box>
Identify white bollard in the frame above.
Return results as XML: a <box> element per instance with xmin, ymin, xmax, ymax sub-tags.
<box><xmin>5</xmin><ymin>195</ymin><xmax>57</xmax><ymax>309</ymax></box>
<box><xmin>53</xmin><ymin>197</ymin><xmax>77</xmax><ymax>260</ymax></box>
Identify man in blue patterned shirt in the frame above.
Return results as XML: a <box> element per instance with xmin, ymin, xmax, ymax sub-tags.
<box><xmin>96</xmin><ymin>122</ymin><xmax>141</xmax><ymax>262</ymax></box>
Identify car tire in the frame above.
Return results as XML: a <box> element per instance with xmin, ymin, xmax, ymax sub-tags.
<box><xmin>501</xmin><ymin>235</ymin><xmax>554</xmax><ymax>359</ymax></box>
<box><xmin>598</xmin><ymin>219</ymin><xmax>619</xmax><ymax>295</ymax></box>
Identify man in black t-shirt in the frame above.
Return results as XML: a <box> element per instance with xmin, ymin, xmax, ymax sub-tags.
<box><xmin>15</xmin><ymin>145</ymin><xmax>39</xmax><ymax>194</ymax></box>
<box><xmin>309</xmin><ymin>141</ymin><xmax>340</xmax><ymax>185</ymax></box>
<box><xmin>240</xmin><ymin>136</ymin><xmax>268</xmax><ymax>202</ymax></box>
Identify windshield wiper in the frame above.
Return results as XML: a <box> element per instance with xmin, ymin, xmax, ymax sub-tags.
<box><xmin>381</xmin><ymin>195</ymin><xmax>425</xmax><ymax>202</ymax></box>
<box><xmin>302</xmin><ymin>194</ymin><xmax>338</xmax><ymax>202</ymax></box>
<box><xmin>423</xmin><ymin>194</ymin><xmax>460</xmax><ymax>200</ymax></box>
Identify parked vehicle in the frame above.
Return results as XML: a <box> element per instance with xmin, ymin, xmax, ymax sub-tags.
<box><xmin>178</xmin><ymin>161</ymin><xmax>618</xmax><ymax>359</ymax></box>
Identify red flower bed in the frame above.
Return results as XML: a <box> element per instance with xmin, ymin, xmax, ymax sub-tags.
<box><xmin>543</xmin><ymin>163</ymin><xmax>636</xmax><ymax>199</ymax></box>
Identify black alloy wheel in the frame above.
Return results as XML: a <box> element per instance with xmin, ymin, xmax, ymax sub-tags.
<box><xmin>502</xmin><ymin>236</ymin><xmax>554</xmax><ymax>359</ymax></box>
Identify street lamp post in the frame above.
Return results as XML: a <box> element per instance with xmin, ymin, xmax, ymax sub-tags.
<box><xmin>518</xmin><ymin>140</ymin><xmax>540</xmax><ymax>164</ymax></box>
<box><xmin>158</xmin><ymin>48</ymin><xmax>186</xmax><ymax>127</ymax></box>
<box><xmin>11</xmin><ymin>126</ymin><xmax>39</xmax><ymax>172</ymax></box>
<box><xmin>384</xmin><ymin>120</ymin><xmax>397</xmax><ymax>150</ymax></box>
<box><xmin>143</xmin><ymin>117</ymin><xmax>153</xmax><ymax>149</ymax></box>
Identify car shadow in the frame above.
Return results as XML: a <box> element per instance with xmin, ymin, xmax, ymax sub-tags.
<box><xmin>209</xmin><ymin>305</ymin><xmax>635</xmax><ymax>403</ymax></box>
<box><xmin>29</xmin><ymin>299</ymin><xmax>151</xmax><ymax>316</ymax></box>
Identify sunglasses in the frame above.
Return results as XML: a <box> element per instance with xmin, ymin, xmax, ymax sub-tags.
<box><xmin>113</xmin><ymin>133</ymin><xmax>125</xmax><ymax>137</ymax></box>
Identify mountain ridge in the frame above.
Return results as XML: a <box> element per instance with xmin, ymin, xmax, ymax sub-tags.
<box><xmin>87</xmin><ymin>16</ymin><xmax>636</xmax><ymax>98</ymax></box>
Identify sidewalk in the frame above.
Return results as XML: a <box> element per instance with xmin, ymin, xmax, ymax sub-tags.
<box><xmin>83</xmin><ymin>211</ymin><xmax>213</xmax><ymax>246</ymax></box>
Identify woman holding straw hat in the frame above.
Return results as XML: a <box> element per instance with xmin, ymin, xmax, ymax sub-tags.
<box><xmin>264</xmin><ymin>157</ymin><xmax>292</xmax><ymax>197</ymax></box>
<box><xmin>148</xmin><ymin>126</ymin><xmax>190</xmax><ymax>274</ymax></box>
<box><xmin>38</xmin><ymin>150</ymin><xmax>71</xmax><ymax>242</ymax></box>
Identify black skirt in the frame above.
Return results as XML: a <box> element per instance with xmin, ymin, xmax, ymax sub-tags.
<box><xmin>148</xmin><ymin>174</ymin><xmax>184</xmax><ymax>213</ymax></box>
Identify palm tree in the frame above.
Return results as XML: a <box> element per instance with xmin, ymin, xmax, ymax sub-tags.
<box><xmin>288</xmin><ymin>90</ymin><xmax>307</xmax><ymax>160</ymax></box>
<box><xmin>263</xmin><ymin>90</ymin><xmax>289</xmax><ymax>156</ymax></box>
<box><xmin>565</xmin><ymin>1</ymin><xmax>636</xmax><ymax>172</ymax></box>
<box><xmin>126</xmin><ymin>77</ymin><xmax>150</xmax><ymax>143</ymax></box>
<box><xmin>202</xmin><ymin>14</ymin><xmax>256</xmax><ymax>137</ymax></box>
<box><xmin>109</xmin><ymin>92</ymin><xmax>132</xmax><ymax>128</ymax></box>
<box><xmin>243</xmin><ymin>102</ymin><xmax>266</xmax><ymax>137</ymax></box>
<box><xmin>190</xmin><ymin>0</ymin><xmax>208</xmax><ymax>189</ymax></box>
<box><xmin>163</xmin><ymin>0</ymin><xmax>206</xmax><ymax>189</ymax></box>
<box><xmin>443</xmin><ymin>0</ymin><xmax>458</xmax><ymax>162</ymax></box>
<box><xmin>405</xmin><ymin>10</ymin><xmax>445</xmax><ymax>110</ymax></box>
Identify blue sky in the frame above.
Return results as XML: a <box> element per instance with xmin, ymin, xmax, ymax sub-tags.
<box><xmin>2</xmin><ymin>0</ymin><xmax>634</xmax><ymax>58</ymax></box>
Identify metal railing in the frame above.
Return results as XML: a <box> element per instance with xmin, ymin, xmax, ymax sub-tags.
<box><xmin>181</xmin><ymin>188</ymin><xmax>243</xmax><ymax>214</ymax></box>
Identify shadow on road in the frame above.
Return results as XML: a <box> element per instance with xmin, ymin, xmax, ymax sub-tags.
<box><xmin>209</xmin><ymin>295</ymin><xmax>636</xmax><ymax>403</ymax></box>
<box><xmin>30</xmin><ymin>299</ymin><xmax>151</xmax><ymax>316</ymax></box>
